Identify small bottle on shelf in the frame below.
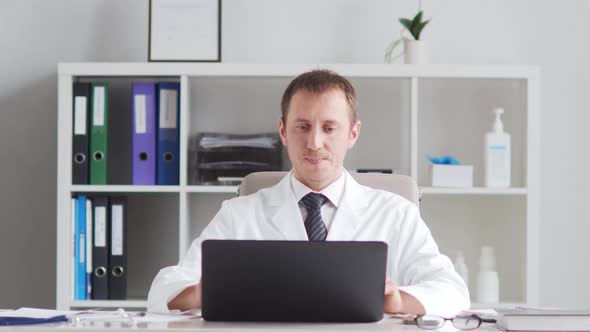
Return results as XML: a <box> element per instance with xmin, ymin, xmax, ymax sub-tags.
<box><xmin>485</xmin><ymin>108</ymin><xmax>511</xmax><ymax>188</ymax></box>
<box><xmin>476</xmin><ymin>246</ymin><xmax>500</xmax><ymax>303</ymax></box>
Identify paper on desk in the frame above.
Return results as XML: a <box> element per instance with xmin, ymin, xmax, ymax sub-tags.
<box><xmin>133</xmin><ymin>312</ymin><xmax>199</xmax><ymax>323</ymax></box>
<box><xmin>0</xmin><ymin>307</ymin><xmax>199</xmax><ymax>323</ymax></box>
<box><xmin>0</xmin><ymin>307</ymin><xmax>81</xmax><ymax>318</ymax></box>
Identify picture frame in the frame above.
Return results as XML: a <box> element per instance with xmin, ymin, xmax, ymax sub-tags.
<box><xmin>149</xmin><ymin>0</ymin><xmax>221</xmax><ymax>62</ymax></box>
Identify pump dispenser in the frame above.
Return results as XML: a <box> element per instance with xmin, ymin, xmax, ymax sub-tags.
<box><xmin>485</xmin><ymin>108</ymin><xmax>511</xmax><ymax>187</ymax></box>
<box><xmin>492</xmin><ymin>108</ymin><xmax>505</xmax><ymax>132</ymax></box>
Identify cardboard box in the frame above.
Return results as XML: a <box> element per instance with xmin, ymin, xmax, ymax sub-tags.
<box><xmin>431</xmin><ymin>164</ymin><xmax>473</xmax><ymax>188</ymax></box>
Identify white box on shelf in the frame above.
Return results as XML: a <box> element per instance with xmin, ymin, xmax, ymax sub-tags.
<box><xmin>431</xmin><ymin>164</ymin><xmax>474</xmax><ymax>188</ymax></box>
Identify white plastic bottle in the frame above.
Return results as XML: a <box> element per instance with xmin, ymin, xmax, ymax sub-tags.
<box><xmin>485</xmin><ymin>108</ymin><xmax>511</xmax><ymax>188</ymax></box>
<box><xmin>476</xmin><ymin>246</ymin><xmax>499</xmax><ymax>303</ymax></box>
<box><xmin>454</xmin><ymin>251</ymin><xmax>469</xmax><ymax>288</ymax></box>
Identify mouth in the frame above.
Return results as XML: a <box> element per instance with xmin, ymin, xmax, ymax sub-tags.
<box><xmin>304</xmin><ymin>156</ymin><xmax>327</xmax><ymax>165</ymax></box>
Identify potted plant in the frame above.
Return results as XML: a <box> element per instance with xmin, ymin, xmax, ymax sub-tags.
<box><xmin>384</xmin><ymin>10</ymin><xmax>430</xmax><ymax>64</ymax></box>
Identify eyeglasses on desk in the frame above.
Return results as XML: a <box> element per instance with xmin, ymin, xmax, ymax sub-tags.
<box><xmin>415</xmin><ymin>314</ymin><xmax>496</xmax><ymax>330</ymax></box>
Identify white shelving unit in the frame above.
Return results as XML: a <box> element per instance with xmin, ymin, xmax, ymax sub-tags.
<box><xmin>56</xmin><ymin>63</ymin><xmax>540</xmax><ymax>310</ymax></box>
<box><xmin>71</xmin><ymin>299</ymin><xmax>147</xmax><ymax>309</ymax></box>
<box><xmin>420</xmin><ymin>187</ymin><xmax>528</xmax><ymax>195</ymax></box>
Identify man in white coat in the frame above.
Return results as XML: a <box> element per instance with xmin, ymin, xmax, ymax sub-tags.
<box><xmin>147</xmin><ymin>70</ymin><xmax>470</xmax><ymax>317</ymax></box>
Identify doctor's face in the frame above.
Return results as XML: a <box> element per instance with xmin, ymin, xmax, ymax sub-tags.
<box><xmin>279</xmin><ymin>89</ymin><xmax>360</xmax><ymax>191</ymax></box>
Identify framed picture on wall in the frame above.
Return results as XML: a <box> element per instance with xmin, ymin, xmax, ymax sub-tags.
<box><xmin>149</xmin><ymin>0</ymin><xmax>221</xmax><ymax>62</ymax></box>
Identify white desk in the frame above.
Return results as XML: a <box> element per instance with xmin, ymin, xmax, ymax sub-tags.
<box><xmin>8</xmin><ymin>318</ymin><xmax>499</xmax><ymax>331</ymax></box>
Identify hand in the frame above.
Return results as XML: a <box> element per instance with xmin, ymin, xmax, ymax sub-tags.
<box><xmin>383</xmin><ymin>277</ymin><xmax>426</xmax><ymax>315</ymax></box>
<box><xmin>384</xmin><ymin>277</ymin><xmax>404</xmax><ymax>313</ymax></box>
<box><xmin>195</xmin><ymin>281</ymin><xmax>202</xmax><ymax>307</ymax></box>
<box><xmin>167</xmin><ymin>280</ymin><xmax>202</xmax><ymax>311</ymax></box>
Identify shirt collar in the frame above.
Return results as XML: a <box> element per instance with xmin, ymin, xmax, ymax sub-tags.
<box><xmin>290</xmin><ymin>170</ymin><xmax>346</xmax><ymax>207</ymax></box>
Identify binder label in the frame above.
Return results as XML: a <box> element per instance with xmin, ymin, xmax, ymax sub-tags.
<box><xmin>93</xmin><ymin>86</ymin><xmax>106</xmax><ymax>126</ymax></box>
<box><xmin>74</xmin><ymin>96</ymin><xmax>87</xmax><ymax>135</ymax></box>
<box><xmin>134</xmin><ymin>95</ymin><xmax>147</xmax><ymax>134</ymax></box>
<box><xmin>112</xmin><ymin>205</ymin><xmax>123</xmax><ymax>256</ymax></box>
<box><xmin>159</xmin><ymin>89</ymin><xmax>178</xmax><ymax>129</ymax></box>
<box><xmin>94</xmin><ymin>206</ymin><xmax>106</xmax><ymax>247</ymax></box>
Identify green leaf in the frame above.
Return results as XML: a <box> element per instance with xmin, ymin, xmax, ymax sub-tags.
<box><xmin>401</xmin><ymin>11</ymin><xmax>429</xmax><ymax>40</ymax></box>
<box><xmin>411</xmin><ymin>11</ymin><xmax>423</xmax><ymax>29</ymax></box>
<box><xmin>399</xmin><ymin>18</ymin><xmax>413</xmax><ymax>31</ymax></box>
<box><xmin>414</xmin><ymin>20</ymin><xmax>430</xmax><ymax>40</ymax></box>
<box><xmin>410</xmin><ymin>23</ymin><xmax>420</xmax><ymax>39</ymax></box>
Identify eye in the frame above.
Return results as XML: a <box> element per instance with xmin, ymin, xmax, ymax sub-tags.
<box><xmin>296</xmin><ymin>124</ymin><xmax>310</xmax><ymax>131</ymax></box>
<box><xmin>324</xmin><ymin>126</ymin><xmax>336</xmax><ymax>133</ymax></box>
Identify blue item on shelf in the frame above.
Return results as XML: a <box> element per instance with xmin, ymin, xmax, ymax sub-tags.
<box><xmin>426</xmin><ymin>154</ymin><xmax>460</xmax><ymax>165</ymax></box>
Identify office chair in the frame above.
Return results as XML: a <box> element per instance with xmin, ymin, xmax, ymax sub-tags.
<box><xmin>238</xmin><ymin>171</ymin><xmax>420</xmax><ymax>206</ymax></box>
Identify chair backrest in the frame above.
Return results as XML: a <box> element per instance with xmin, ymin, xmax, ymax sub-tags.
<box><xmin>238</xmin><ymin>171</ymin><xmax>419</xmax><ymax>206</ymax></box>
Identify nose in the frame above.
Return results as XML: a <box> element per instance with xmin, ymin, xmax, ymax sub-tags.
<box><xmin>306</xmin><ymin>127</ymin><xmax>323</xmax><ymax>151</ymax></box>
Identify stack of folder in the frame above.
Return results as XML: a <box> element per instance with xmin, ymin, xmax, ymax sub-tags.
<box><xmin>72</xmin><ymin>83</ymin><xmax>108</xmax><ymax>185</ymax></box>
<box><xmin>190</xmin><ymin>132</ymin><xmax>282</xmax><ymax>185</ymax></box>
<box><xmin>72</xmin><ymin>81</ymin><xmax>180</xmax><ymax>186</ymax></box>
<box><xmin>71</xmin><ymin>195</ymin><xmax>127</xmax><ymax>300</ymax></box>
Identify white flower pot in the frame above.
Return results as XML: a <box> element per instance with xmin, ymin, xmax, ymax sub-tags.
<box><xmin>404</xmin><ymin>40</ymin><xmax>429</xmax><ymax>64</ymax></box>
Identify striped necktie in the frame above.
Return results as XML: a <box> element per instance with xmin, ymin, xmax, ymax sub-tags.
<box><xmin>301</xmin><ymin>193</ymin><xmax>329</xmax><ymax>241</ymax></box>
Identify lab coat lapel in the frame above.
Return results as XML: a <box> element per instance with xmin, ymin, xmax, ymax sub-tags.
<box><xmin>326</xmin><ymin>171</ymin><xmax>368</xmax><ymax>241</ymax></box>
<box><xmin>266</xmin><ymin>174</ymin><xmax>309</xmax><ymax>240</ymax></box>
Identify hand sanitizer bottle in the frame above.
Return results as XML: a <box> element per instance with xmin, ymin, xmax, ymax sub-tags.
<box><xmin>485</xmin><ymin>108</ymin><xmax>511</xmax><ymax>188</ymax></box>
<box><xmin>476</xmin><ymin>246</ymin><xmax>500</xmax><ymax>303</ymax></box>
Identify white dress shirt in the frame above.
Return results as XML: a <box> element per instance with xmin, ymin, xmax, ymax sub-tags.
<box><xmin>291</xmin><ymin>171</ymin><xmax>345</xmax><ymax>231</ymax></box>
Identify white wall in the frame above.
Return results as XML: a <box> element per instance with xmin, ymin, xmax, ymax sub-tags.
<box><xmin>0</xmin><ymin>0</ymin><xmax>588</xmax><ymax>308</ymax></box>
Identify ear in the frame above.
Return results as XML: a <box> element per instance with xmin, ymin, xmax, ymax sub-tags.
<box><xmin>347</xmin><ymin>120</ymin><xmax>361</xmax><ymax>149</ymax></box>
<box><xmin>279</xmin><ymin>118</ymin><xmax>288</xmax><ymax>146</ymax></box>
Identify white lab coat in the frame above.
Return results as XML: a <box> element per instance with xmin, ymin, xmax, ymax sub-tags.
<box><xmin>147</xmin><ymin>171</ymin><xmax>470</xmax><ymax>316</ymax></box>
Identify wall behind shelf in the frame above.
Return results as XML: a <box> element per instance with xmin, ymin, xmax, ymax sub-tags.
<box><xmin>1</xmin><ymin>0</ymin><xmax>589</xmax><ymax>309</ymax></box>
<box><xmin>417</xmin><ymin>78</ymin><xmax>527</xmax><ymax>187</ymax></box>
<box><xmin>126</xmin><ymin>194</ymin><xmax>179</xmax><ymax>299</ymax></box>
<box><xmin>421</xmin><ymin>195</ymin><xmax>527</xmax><ymax>303</ymax></box>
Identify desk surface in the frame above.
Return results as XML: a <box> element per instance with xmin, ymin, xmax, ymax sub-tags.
<box><xmin>8</xmin><ymin>318</ymin><xmax>499</xmax><ymax>332</ymax></box>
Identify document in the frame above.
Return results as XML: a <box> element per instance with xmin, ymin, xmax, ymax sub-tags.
<box><xmin>200</xmin><ymin>135</ymin><xmax>277</xmax><ymax>149</ymax></box>
<box><xmin>0</xmin><ymin>308</ymin><xmax>197</xmax><ymax>323</ymax></box>
<box><xmin>0</xmin><ymin>308</ymin><xmax>79</xmax><ymax>318</ymax></box>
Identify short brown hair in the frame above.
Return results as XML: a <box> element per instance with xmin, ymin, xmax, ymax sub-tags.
<box><xmin>280</xmin><ymin>69</ymin><xmax>358</xmax><ymax>125</ymax></box>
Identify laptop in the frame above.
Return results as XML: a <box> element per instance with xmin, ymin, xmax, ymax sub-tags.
<box><xmin>201</xmin><ymin>240</ymin><xmax>388</xmax><ymax>322</ymax></box>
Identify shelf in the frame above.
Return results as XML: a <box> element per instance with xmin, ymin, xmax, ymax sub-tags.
<box><xmin>70</xmin><ymin>299</ymin><xmax>147</xmax><ymax>309</ymax></box>
<box><xmin>420</xmin><ymin>187</ymin><xmax>527</xmax><ymax>195</ymax></box>
<box><xmin>184</xmin><ymin>185</ymin><xmax>238</xmax><ymax>194</ymax></box>
<box><xmin>470</xmin><ymin>302</ymin><xmax>524</xmax><ymax>310</ymax></box>
<box><xmin>69</xmin><ymin>185</ymin><xmax>181</xmax><ymax>193</ymax></box>
<box><xmin>59</xmin><ymin>63</ymin><xmax>539</xmax><ymax>79</ymax></box>
<box><xmin>69</xmin><ymin>185</ymin><xmax>241</xmax><ymax>194</ymax></box>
